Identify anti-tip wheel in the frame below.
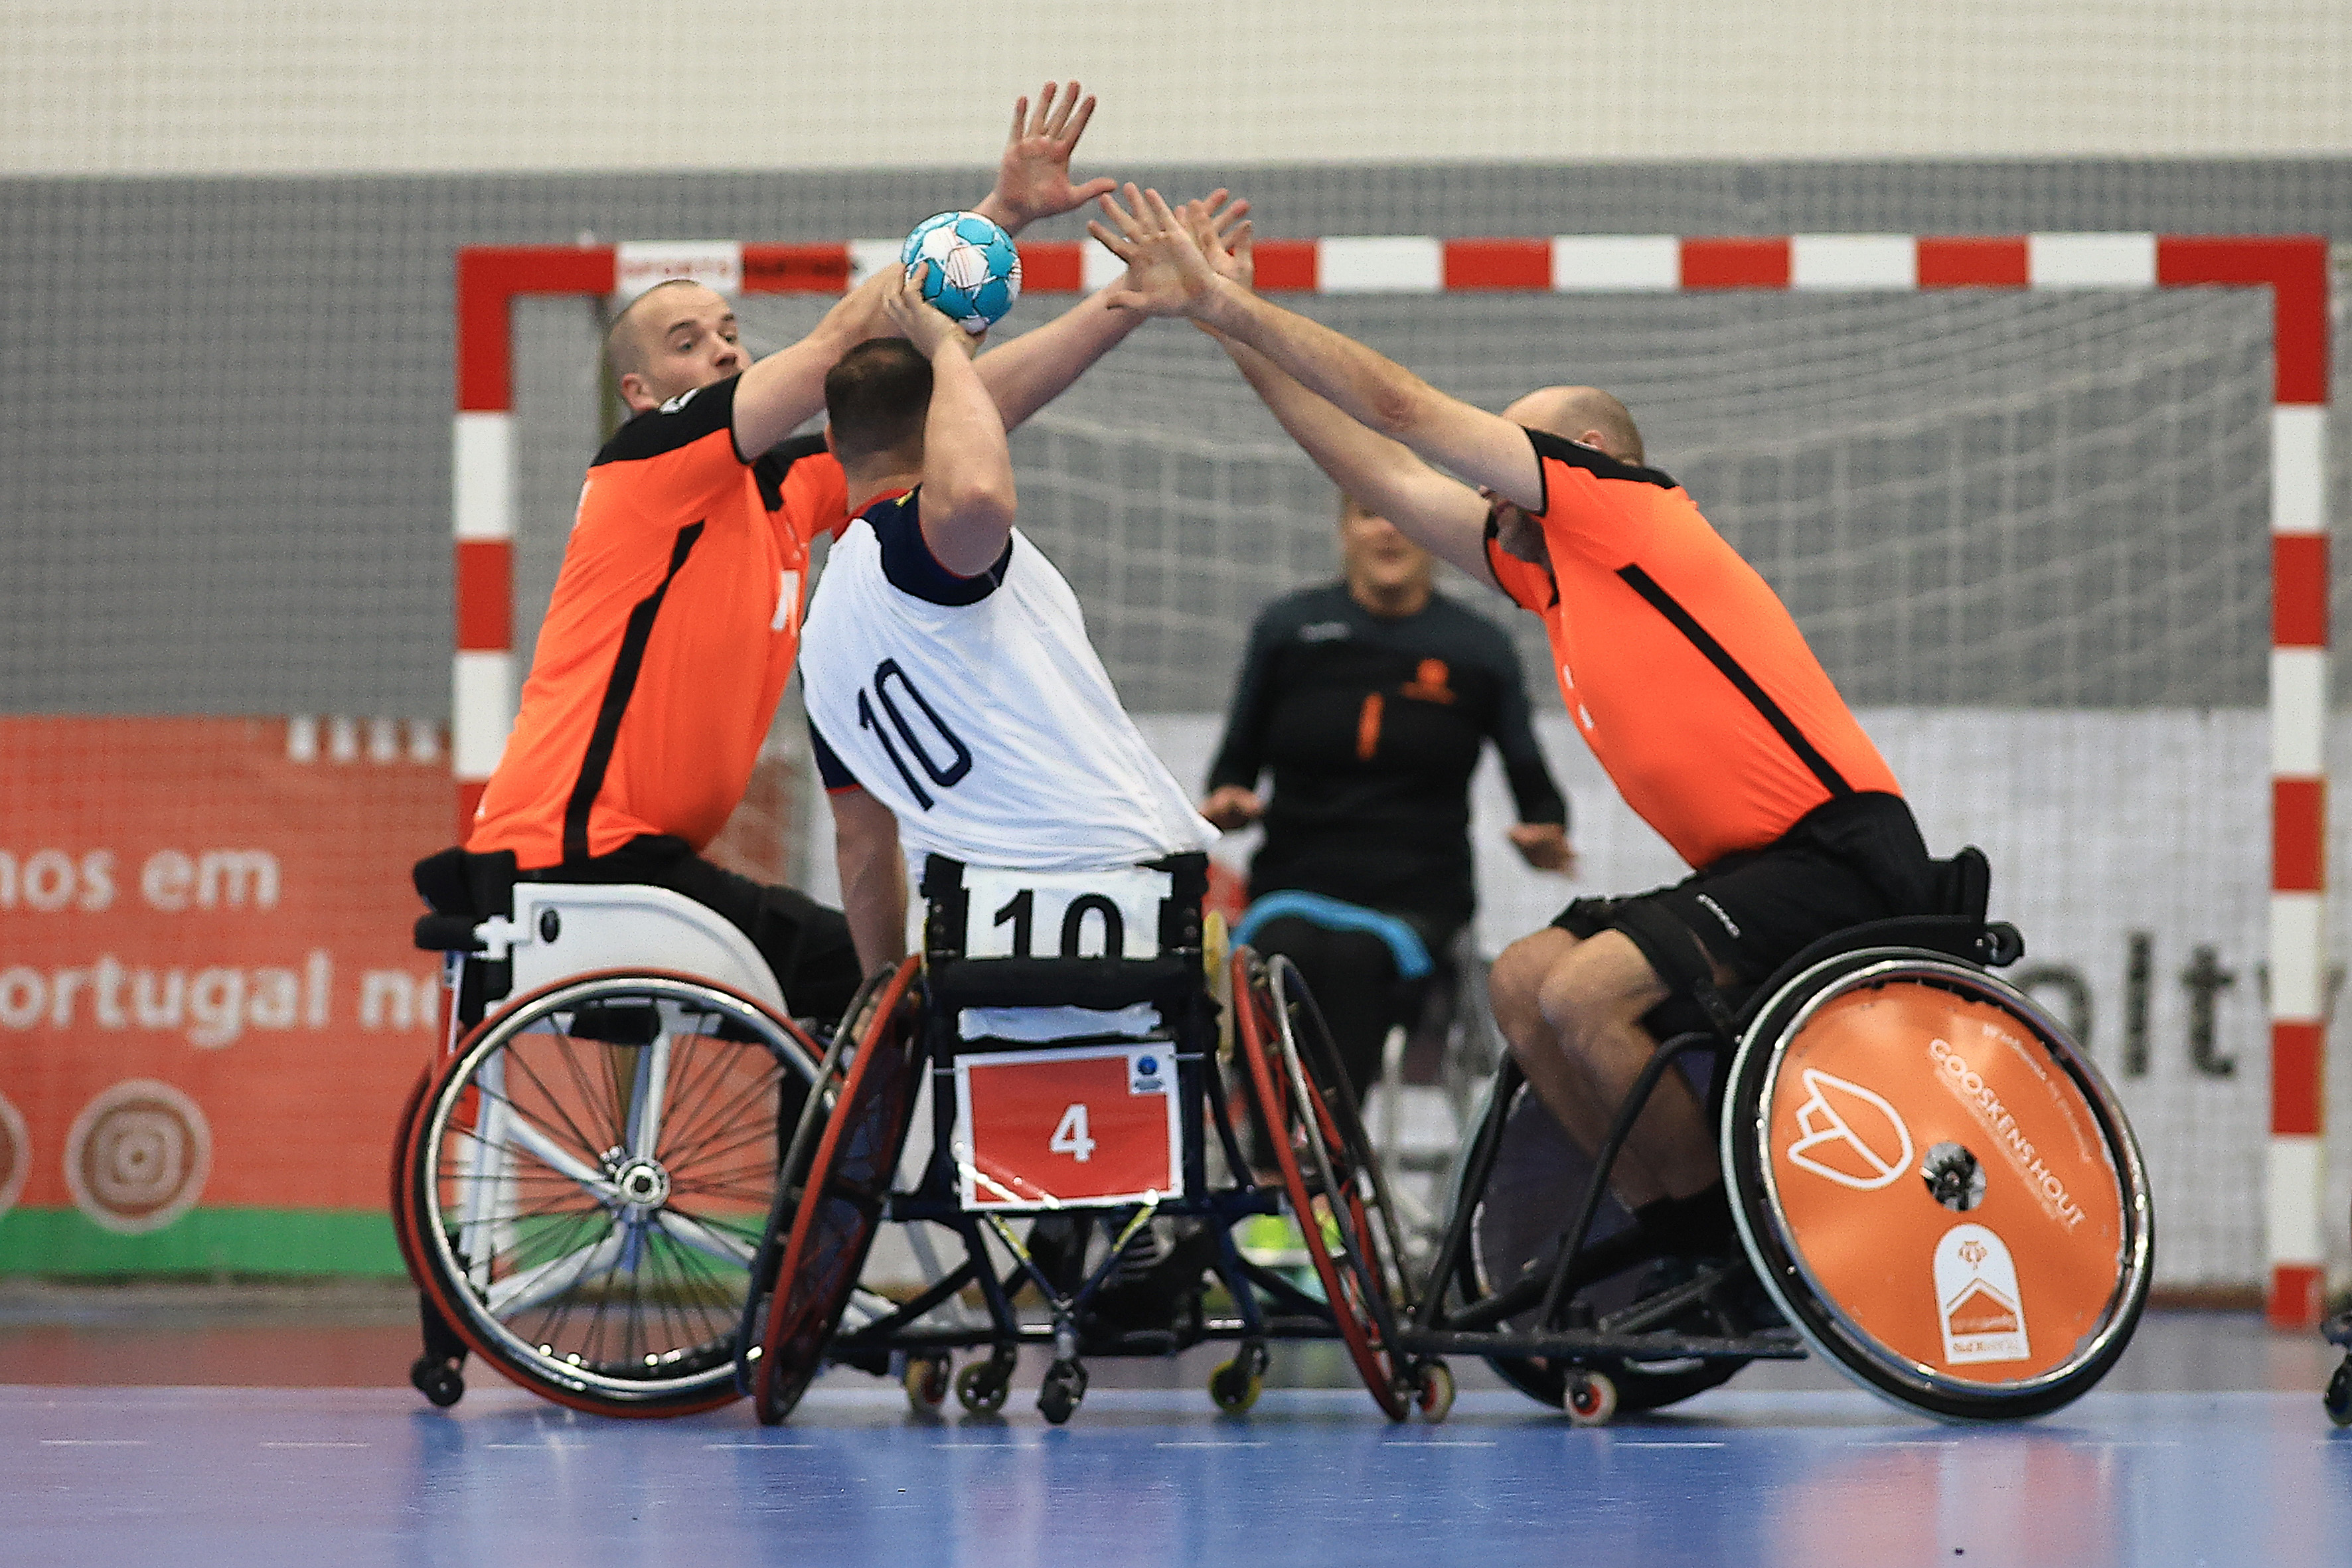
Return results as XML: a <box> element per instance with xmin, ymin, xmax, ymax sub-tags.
<box><xmin>1564</xmin><ymin>1368</ymin><xmax>1618</xmax><ymax>1426</ymax></box>
<box><xmin>2326</xmin><ymin>1358</ymin><xmax>2352</xmax><ymax>1429</ymax></box>
<box><xmin>955</xmin><ymin>1358</ymin><xmax>1012</xmax><ymax>1415</ymax></box>
<box><xmin>903</xmin><ymin>1355</ymin><xmax>951</xmax><ymax>1414</ymax></box>
<box><xmin>1414</xmin><ymin>1360</ymin><xmax>1456</xmax><ymax>1423</ymax></box>
<box><xmin>1208</xmin><ymin>1358</ymin><xmax>1264</xmax><ymax>1415</ymax></box>
<box><xmin>410</xmin><ymin>1357</ymin><xmax>464</xmax><ymax>1409</ymax></box>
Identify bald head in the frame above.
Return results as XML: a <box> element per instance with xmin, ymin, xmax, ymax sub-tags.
<box><xmin>1504</xmin><ymin>385</ymin><xmax>1644</xmax><ymax>467</ymax></box>
<box><xmin>605</xmin><ymin>280</ymin><xmax>747</xmax><ymax>412</ymax></box>
<box><xmin>606</xmin><ymin>279</ymin><xmax>702</xmax><ymax>379</ymax></box>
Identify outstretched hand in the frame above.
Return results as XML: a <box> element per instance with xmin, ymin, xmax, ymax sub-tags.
<box><xmin>1182</xmin><ymin>192</ymin><xmax>1253</xmax><ymax>291</ymax></box>
<box><xmin>1087</xmin><ymin>185</ymin><xmax>1223</xmax><ymax>318</ymax></box>
<box><xmin>883</xmin><ymin>264</ymin><xmax>977</xmax><ymax>359</ymax></box>
<box><xmin>977</xmin><ymin>82</ymin><xmax>1117</xmax><ymax>234</ymax></box>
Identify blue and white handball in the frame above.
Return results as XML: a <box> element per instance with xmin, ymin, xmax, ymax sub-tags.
<box><xmin>900</xmin><ymin>210</ymin><xmax>1022</xmax><ymax>335</ymax></box>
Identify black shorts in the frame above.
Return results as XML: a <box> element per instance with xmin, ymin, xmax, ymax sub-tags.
<box><xmin>1550</xmin><ymin>792</ymin><xmax>1938</xmax><ymax>1012</ymax></box>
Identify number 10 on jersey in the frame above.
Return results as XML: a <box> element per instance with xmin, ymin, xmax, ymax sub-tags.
<box><xmin>952</xmin><ymin>1044</ymin><xmax>1184</xmax><ymax>1209</ymax></box>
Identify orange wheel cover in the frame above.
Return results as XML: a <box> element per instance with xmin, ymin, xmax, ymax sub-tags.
<box><xmin>1761</xmin><ymin>979</ymin><xmax>2129</xmax><ymax>1385</ymax></box>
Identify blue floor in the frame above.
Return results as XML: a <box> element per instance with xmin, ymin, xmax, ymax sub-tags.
<box><xmin>9</xmin><ymin>1376</ymin><xmax>2350</xmax><ymax>1568</ymax></box>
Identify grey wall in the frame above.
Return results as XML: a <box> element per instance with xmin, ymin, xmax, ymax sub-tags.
<box><xmin>2</xmin><ymin>159</ymin><xmax>2348</xmax><ymax>717</ymax></box>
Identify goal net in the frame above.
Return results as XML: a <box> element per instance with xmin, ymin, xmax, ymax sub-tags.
<box><xmin>500</xmin><ymin>244</ymin><xmax>2332</xmax><ymax>1304</ymax></box>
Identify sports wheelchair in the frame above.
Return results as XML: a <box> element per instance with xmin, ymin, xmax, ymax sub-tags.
<box><xmin>738</xmin><ymin>852</ymin><xmax>1435</xmax><ymax>1425</ymax></box>
<box><xmin>1403</xmin><ymin>848</ymin><xmax>2156</xmax><ymax>1424</ymax></box>
<box><xmin>392</xmin><ymin>849</ymin><xmax>826</xmax><ymax>1416</ymax></box>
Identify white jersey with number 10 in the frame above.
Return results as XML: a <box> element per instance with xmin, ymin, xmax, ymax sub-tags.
<box><xmin>799</xmin><ymin>490</ymin><xmax>1218</xmax><ymax>872</ymax></box>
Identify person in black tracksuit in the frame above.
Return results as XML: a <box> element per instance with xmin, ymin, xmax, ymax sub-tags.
<box><xmin>1203</xmin><ymin>495</ymin><xmax>1573</xmax><ymax>1098</ymax></box>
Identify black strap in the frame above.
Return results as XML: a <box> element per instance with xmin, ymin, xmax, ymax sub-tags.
<box><xmin>1614</xmin><ymin>900</ymin><xmax>1738</xmax><ymax>1039</ymax></box>
<box><xmin>561</xmin><ymin>520</ymin><xmax>706</xmax><ymax>865</ymax></box>
<box><xmin>1614</xmin><ymin>564</ymin><xmax>1851</xmax><ymax>801</ymax></box>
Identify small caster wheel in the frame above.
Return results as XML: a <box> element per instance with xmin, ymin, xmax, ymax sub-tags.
<box><xmin>903</xmin><ymin>1354</ymin><xmax>951</xmax><ymax>1413</ymax></box>
<box><xmin>1208</xmin><ymin>1358</ymin><xmax>1263</xmax><ymax>1414</ymax></box>
<box><xmin>1038</xmin><ymin>1361</ymin><xmax>1088</xmax><ymax>1425</ymax></box>
<box><xmin>1413</xmin><ymin>1360</ymin><xmax>1456</xmax><ymax>1423</ymax></box>
<box><xmin>2325</xmin><ymin>1357</ymin><xmax>2352</xmax><ymax>1429</ymax></box>
<box><xmin>1563</xmin><ymin>1368</ymin><xmax>1618</xmax><ymax>1426</ymax></box>
<box><xmin>954</xmin><ymin>1357</ymin><xmax>1012</xmax><ymax>1415</ymax></box>
<box><xmin>410</xmin><ymin>1356</ymin><xmax>464</xmax><ymax>1409</ymax></box>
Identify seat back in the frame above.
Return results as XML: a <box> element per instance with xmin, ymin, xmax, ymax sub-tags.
<box><xmin>502</xmin><ymin>883</ymin><xmax>784</xmax><ymax>1012</ymax></box>
<box><xmin>919</xmin><ymin>852</ymin><xmax>1210</xmax><ymax>1024</ymax></box>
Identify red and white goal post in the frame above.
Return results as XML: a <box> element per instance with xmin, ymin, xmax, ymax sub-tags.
<box><xmin>451</xmin><ymin>232</ymin><xmax>2333</xmax><ymax>1325</ymax></box>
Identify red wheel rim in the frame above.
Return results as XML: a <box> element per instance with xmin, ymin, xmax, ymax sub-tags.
<box><xmin>1230</xmin><ymin>948</ymin><xmax>1408</xmax><ymax>1419</ymax></box>
<box><xmin>753</xmin><ymin>959</ymin><xmax>923</xmax><ymax>1422</ymax></box>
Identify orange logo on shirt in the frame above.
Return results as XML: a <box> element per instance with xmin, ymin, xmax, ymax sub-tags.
<box><xmin>1402</xmin><ymin>659</ymin><xmax>1454</xmax><ymax>703</ymax></box>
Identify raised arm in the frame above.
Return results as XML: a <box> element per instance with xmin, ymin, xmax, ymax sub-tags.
<box><xmin>1091</xmin><ymin>186</ymin><xmax>1545</xmax><ymax>513</ymax></box>
<box><xmin>731</xmin><ymin>82</ymin><xmax>1112</xmax><ymax>459</ymax></box>
<box><xmin>975</xmin><ymin>191</ymin><xmax>1244</xmax><ymax>431</ymax></box>
<box><xmin>731</xmin><ymin>270</ymin><xmax>894</xmax><ymax>459</ymax></box>
<box><xmin>1171</xmin><ymin>200</ymin><xmax>1500</xmax><ymax>589</ymax></box>
<box><xmin>1218</xmin><ymin>335</ymin><xmax>1499</xmax><ymax>591</ymax></box>
<box><xmin>888</xmin><ymin>266</ymin><xmax>1018</xmax><ymax>577</ymax></box>
<box><xmin>971</xmin><ymin>82</ymin><xmax>1117</xmax><ymax>238</ymax></box>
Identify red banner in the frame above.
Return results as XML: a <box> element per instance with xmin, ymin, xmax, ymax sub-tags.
<box><xmin>0</xmin><ymin>718</ymin><xmax>447</xmax><ymax>1263</ymax></box>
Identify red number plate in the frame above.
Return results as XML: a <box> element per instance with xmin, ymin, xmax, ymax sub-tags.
<box><xmin>952</xmin><ymin>1044</ymin><xmax>1184</xmax><ymax>1209</ymax></box>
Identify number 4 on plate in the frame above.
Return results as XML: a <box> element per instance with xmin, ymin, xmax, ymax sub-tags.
<box><xmin>1049</xmin><ymin>1103</ymin><xmax>1096</xmax><ymax>1163</ymax></box>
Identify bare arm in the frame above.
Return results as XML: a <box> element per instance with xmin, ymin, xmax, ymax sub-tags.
<box><xmin>975</xmin><ymin>289</ymin><xmax>1143</xmax><ymax>431</ymax></box>
<box><xmin>888</xmin><ymin>267</ymin><xmax>1018</xmax><ymax>577</ymax></box>
<box><xmin>1216</xmin><ymin>333</ymin><xmax>1500</xmax><ymax>591</ymax></box>
<box><xmin>731</xmin><ymin>269</ymin><xmax>893</xmax><ymax>459</ymax></box>
<box><xmin>1091</xmin><ymin>186</ymin><xmax>1545</xmax><ymax>512</ymax></box>
<box><xmin>830</xmin><ymin>787</ymin><xmax>908</xmax><ymax>973</ymax></box>
<box><xmin>976</xmin><ymin>191</ymin><xmax>1241</xmax><ymax>431</ymax></box>
<box><xmin>732</xmin><ymin>82</ymin><xmax>1112</xmax><ymax>459</ymax></box>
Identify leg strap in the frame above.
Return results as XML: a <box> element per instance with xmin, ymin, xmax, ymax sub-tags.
<box><xmin>1611</xmin><ymin>901</ymin><xmax>1739</xmax><ymax>1040</ymax></box>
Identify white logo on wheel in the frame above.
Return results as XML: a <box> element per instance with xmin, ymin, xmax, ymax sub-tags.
<box><xmin>1785</xmin><ymin>1067</ymin><xmax>1915</xmax><ymax>1191</ymax></box>
<box><xmin>1935</xmin><ymin>1222</ymin><xmax>2031</xmax><ymax>1364</ymax></box>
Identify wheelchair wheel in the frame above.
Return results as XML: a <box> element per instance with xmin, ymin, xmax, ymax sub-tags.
<box><xmin>1232</xmin><ymin>949</ymin><xmax>1411</xmax><ymax>1420</ymax></box>
<box><xmin>1456</xmin><ymin>1071</ymin><xmax>1746</xmax><ymax>1414</ymax></box>
<box><xmin>407</xmin><ymin>970</ymin><xmax>821</xmax><ymax>1417</ymax></box>
<box><xmin>388</xmin><ymin>1059</ymin><xmax>436</xmax><ymax>1285</ymax></box>
<box><xmin>1722</xmin><ymin>949</ymin><xmax>2153</xmax><ymax>1422</ymax></box>
<box><xmin>749</xmin><ymin>958</ymin><xmax>924</xmax><ymax>1425</ymax></box>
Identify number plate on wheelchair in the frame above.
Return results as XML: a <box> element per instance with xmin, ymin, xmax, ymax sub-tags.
<box><xmin>951</xmin><ymin>1044</ymin><xmax>1185</xmax><ymax>1209</ymax></box>
<box><xmin>956</xmin><ymin>866</ymin><xmax>1170</xmax><ymax>961</ymax></box>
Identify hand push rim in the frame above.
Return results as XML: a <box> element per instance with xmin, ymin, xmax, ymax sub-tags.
<box><xmin>1230</xmin><ymin>946</ymin><xmax>1411</xmax><ymax>1420</ymax></box>
<box><xmin>751</xmin><ymin>958</ymin><xmax>924</xmax><ymax>1425</ymax></box>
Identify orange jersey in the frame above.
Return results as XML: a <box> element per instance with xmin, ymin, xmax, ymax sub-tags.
<box><xmin>1486</xmin><ymin>429</ymin><xmax>1899</xmax><ymax>870</ymax></box>
<box><xmin>469</xmin><ymin>375</ymin><xmax>849</xmax><ymax>868</ymax></box>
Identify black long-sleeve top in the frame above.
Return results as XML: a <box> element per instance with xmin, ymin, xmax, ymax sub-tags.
<box><xmin>1206</xmin><ymin>584</ymin><xmax>1569</xmax><ymax>933</ymax></box>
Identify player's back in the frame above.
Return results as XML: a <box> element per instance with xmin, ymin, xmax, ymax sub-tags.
<box><xmin>800</xmin><ymin>489</ymin><xmax>1215</xmax><ymax>872</ymax></box>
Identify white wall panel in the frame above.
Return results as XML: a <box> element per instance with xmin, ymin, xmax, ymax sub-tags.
<box><xmin>5</xmin><ymin>1</ymin><xmax>2349</xmax><ymax>175</ymax></box>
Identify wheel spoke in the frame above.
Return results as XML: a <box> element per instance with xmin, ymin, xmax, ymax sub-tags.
<box><xmin>627</xmin><ymin>1024</ymin><xmax>674</xmax><ymax>1161</ymax></box>
<box><xmin>487</xmin><ymin>1227</ymin><xmax>626</xmax><ymax>1316</ymax></box>
<box><xmin>653</xmin><ymin>1205</ymin><xmax>758</xmax><ymax>1268</ymax></box>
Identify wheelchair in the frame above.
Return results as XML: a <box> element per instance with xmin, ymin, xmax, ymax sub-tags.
<box><xmin>1233</xmin><ymin>895</ymin><xmax>1506</xmax><ymax>1267</ymax></box>
<box><xmin>736</xmin><ymin>852</ymin><xmax>1437</xmax><ymax>1425</ymax></box>
<box><xmin>392</xmin><ymin>850</ymin><xmax>825</xmax><ymax>1417</ymax></box>
<box><xmin>1405</xmin><ymin>848</ymin><xmax>2156</xmax><ymax>1424</ymax></box>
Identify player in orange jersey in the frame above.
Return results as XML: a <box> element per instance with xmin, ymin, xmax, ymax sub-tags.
<box><xmin>461</xmin><ymin>85</ymin><xmax>1123</xmax><ymax>1024</ymax></box>
<box><xmin>1091</xmin><ymin>189</ymin><xmax>1944</xmax><ymax>1241</ymax></box>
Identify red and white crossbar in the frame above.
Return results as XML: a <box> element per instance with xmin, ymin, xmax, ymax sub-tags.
<box><xmin>453</xmin><ymin>232</ymin><xmax>2333</xmax><ymax>1324</ymax></box>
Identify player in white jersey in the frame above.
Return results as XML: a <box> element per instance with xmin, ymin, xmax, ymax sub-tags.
<box><xmin>801</xmin><ymin>234</ymin><xmax>1223</xmax><ymax>973</ymax></box>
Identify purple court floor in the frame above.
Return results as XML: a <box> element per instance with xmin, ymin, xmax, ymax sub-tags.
<box><xmin>5</xmin><ymin>1293</ymin><xmax>2349</xmax><ymax>1568</ymax></box>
